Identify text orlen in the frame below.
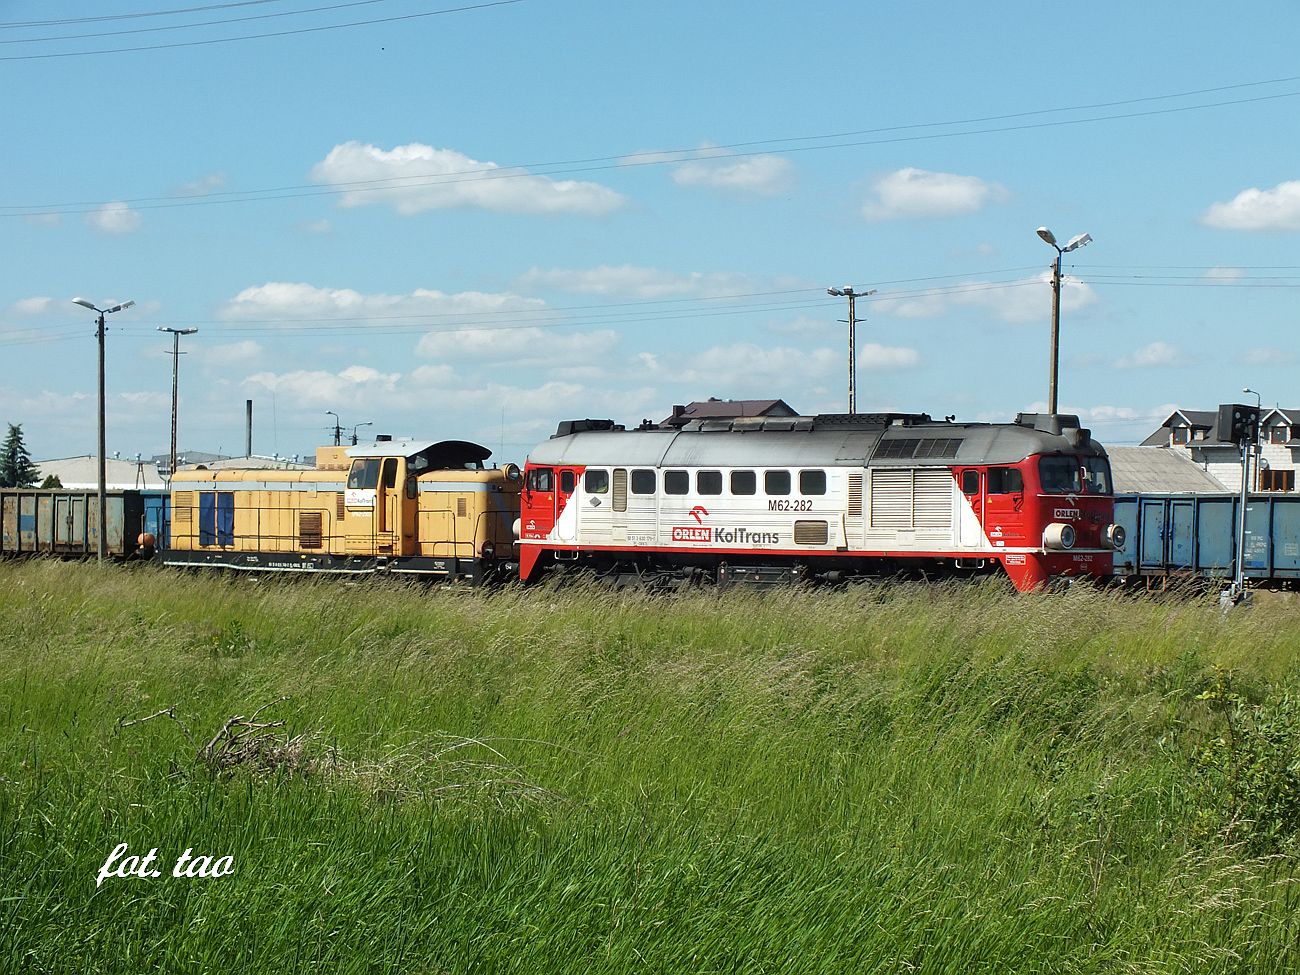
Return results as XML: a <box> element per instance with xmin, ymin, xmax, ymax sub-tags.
<box><xmin>672</xmin><ymin>526</ymin><xmax>780</xmax><ymax>545</ymax></box>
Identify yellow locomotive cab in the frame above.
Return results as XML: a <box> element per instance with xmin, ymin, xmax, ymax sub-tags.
<box><xmin>164</xmin><ymin>438</ymin><xmax>520</xmax><ymax>583</ymax></box>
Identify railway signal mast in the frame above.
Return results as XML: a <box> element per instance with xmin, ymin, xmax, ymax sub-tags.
<box><xmin>828</xmin><ymin>285</ymin><xmax>876</xmax><ymax>414</ymax></box>
<box><xmin>1219</xmin><ymin>400</ymin><xmax>1261</xmax><ymax>609</ymax></box>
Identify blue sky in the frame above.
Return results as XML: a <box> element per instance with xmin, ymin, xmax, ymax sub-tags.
<box><xmin>3</xmin><ymin>0</ymin><xmax>1299</xmax><ymax>463</ymax></box>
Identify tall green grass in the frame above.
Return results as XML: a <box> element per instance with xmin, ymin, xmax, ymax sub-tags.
<box><xmin>2</xmin><ymin>562</ymin><xmax>1298</xmax><ymax>973</ymax></box>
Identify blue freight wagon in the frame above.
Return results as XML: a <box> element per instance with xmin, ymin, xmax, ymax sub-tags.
<box><xmin>0</xmin><ymin>489</ymin><xmax>168</xmax><ymax>559</ymax></box>
<box><xmin>1113</xmin><ymin>493</ymin><xmax>1300</xmax><ymax>586</ymax></box>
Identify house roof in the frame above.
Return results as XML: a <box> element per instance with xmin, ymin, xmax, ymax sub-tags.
<box><xmin>661</xmin><ymin>398</ymin><xmax>797</xmax><ymax>428</ymax></box>
<box><xmin>1141</xmin><ymin>408</ymin><xmax>1229</xmax><ymax>446</ymax></box>
<box><xmin>1262</xmin><ymin>408</ymin><xmax>1300</xmax><ymax>425</ymax></box>
<box><xmin>1107</xmin><ymin>446</ymin><xmax>1228</xmax><ymax>494</ymax></box>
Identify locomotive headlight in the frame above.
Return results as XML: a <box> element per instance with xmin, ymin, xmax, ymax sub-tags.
<box><xmin>512</xmin><ymin>518</ymin><xmax>521</xmax><ymax>539</ymax></box>
<box><xmin>1044</xmin><ymin>522</ymin><xmax>1076</xmax><ymax>550</ymax></box>
<box><xmin>1104</xmin><ymin>523</ymin><xmax>1126</xmax><ymax>550</ymax></box>
<box><xmin>481</xmin><ymin>541</ymin><xmax>496</xmax><ymax>560</ymax></box>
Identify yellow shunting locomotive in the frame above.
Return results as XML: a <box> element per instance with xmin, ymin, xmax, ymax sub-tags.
<box><xmin>163</xmin><ymin>437</ymin><xmax>521</xmax><ymax>582</ymax></box>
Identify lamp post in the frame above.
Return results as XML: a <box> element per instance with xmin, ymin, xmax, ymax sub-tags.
<box><xmin>828</xmin><ymin>285</ymin><xmax>877</xmax><ymax>413</ymax></box>
<box><xmin>1035</xmin><ymin>227</ymin><xmax>1092</xmax><ymax>415</ymax></box>
<box><xmin>72</xmin><ymin>297</ymin><xmax>134</xmax><ymax>562</ymax></box>
<box><xmin>158</xmin><ymin>326</ymin><xmax>198</xmax><ymax>482</ymax></box>
<box><xmin>351</xmin><ymin>421</ymin><xmax>373</xmax><ymax>446</ymax></box>
<box><xmin>1244</xmin><ymin>387</ymin><xmax>1262</xmax><ymax>491</ymax></box>
<box><xmin>326</xmin><ymin>411</ymin><xmax>342</xmax><ymax>446</ymax></box>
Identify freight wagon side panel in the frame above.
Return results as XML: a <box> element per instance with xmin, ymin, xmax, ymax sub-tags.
<box><xmin>1111</xmin><ymin>495</ymin><xmax>1140</xmax><ymax>577</ymax></box>
<box><xmin>1194</xmin><ymin>498</ymin><xmax>1235</xmax><ymax>577</ymax></box>
<box><xmin>1272</xmin><ymin>498</ymin><xmax>1300</xmax><ymax>579</ymax></box>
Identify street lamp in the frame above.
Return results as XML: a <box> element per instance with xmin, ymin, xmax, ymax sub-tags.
<box><xmin>828</xmin><ymin>285</ymin><xmax>877</xmax><ymax>413</ymax></box>
<box><xmin>1036</xmin><ymin>227</ymin><xmax>1092</xmax><ymax>415</ymax></box>
<box><xmin>158</xmin><ymin>327</ymin><xmax>198</xmax><ymax>482</ymax></box>
<box><xmin>72</xmin><ymin>296</ymin><xmax>135</xmax><ymax>561</ymax></box>
<box><xmin>325</xmin><ymin>410</ymin><xmax>342</xmax><ymax>446</ymax></box>
<box><xmin>351</xmin><ymin>421</ymin><xmax>373</xmax><ymax>446</ymax></box>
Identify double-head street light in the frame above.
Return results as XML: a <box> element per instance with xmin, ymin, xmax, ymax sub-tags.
<box><xmin>351</xmin><ymin>421</ymin><xmax>373</xmax><ymax>446</ymax></box>
<box><xmin>1036</xmin><ymin>227</ymin><xmax>1092</xmax><ymax>415</ymax></box>
<box><xmin>828</xmin><ymin>285</ymin><xmax>877</xmax><ymax>414</ymax></box>
<box><xmin>158</xmin><ymin>326</ymin><xmax>199</xmax><ymax>481</ymax></box>
<box><xmin>72</xmin><ymin>297</ymin><xmax>135</xmax><ymax>561</ymax></box>
<box><xmin>325</xmin><ymin>410</ymin><xmax>342</xmax><ymax>446</ymax></box>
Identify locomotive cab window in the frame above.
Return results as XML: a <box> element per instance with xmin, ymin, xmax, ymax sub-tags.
<box><xmin>559</xmin><ymin>470</ymin><xmax>576</xmax><ymax>493</ymax></box>
<box><xmin>527</xmin><ymin>467</ymin><xmax>553</xmax><ymax>492</ymax></box>
<box><xmin>731</xmin><ymin>470</ymin><xmax>756</xmax><ymax>495</ymax></box>
<box><xmin>961</xmin><ymin>470</ymin><xmax>980</xmax><ymax>495</ymax></box>
<box><xmin>697</xmin><ymin>470</ymin><xmax>722</xmax><ymax>495</ymax></box>
<box><xmin>664</xmin><ymin>470</ymin><xmax>689</xmax><ymax>495</ymax></box>
<box><xmin>631</xmin><ymin>469</ymin><xmax>656</xmax><ymax>495</ymax></box>
<box><xmin>381</xmin><ymin>458</ymin><xmax>398</xmax><ymax>489</ymax></box>
<box><xmin>764</xmin><ymin>470</ymin><xmax>791</xmax><ymax>496</ymax></box>
<box><xmin>987</xmin><ymin>467</ymin><xmax>1023</xmax><ymax>494</ymax></box>
<box><xmin>584</xmin><ymin>470</ymin><xmax>609</xmax><ymax>494</ymax></box>
<box><xmin>799</xmin><ymin>470</ymin><xmax>826</xmax><ymax>496</ymax></box>
<box><xmin>1038</xmin><ymin>456</ymin><xmax>1082</xmax><ymax>495</ymax></box>
<box><xmin>347</xmin><ymin>459</ymin><xmax>380</xmax><ymax>490</ymax></box>
<box><xmin>1083</xmin><ymin>457</ymin><xmax>1112</xmax><ymax>495</ymax></box>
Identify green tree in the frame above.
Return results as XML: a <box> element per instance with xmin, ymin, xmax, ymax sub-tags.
<box><xmin>39</xmin><ymin>474</ymin><xmax>63</xmax><ymax>489</ymax></box>
<box><xmin>0</xmin><ymin>423</ymin><xmax>41</xmax><ymax>488</ymax></box>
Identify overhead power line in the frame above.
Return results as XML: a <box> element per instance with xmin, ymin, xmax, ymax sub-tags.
<box><xmin>0</xmin><ymin>0</ymin><xmax>288</xmax><ymax>29</ymax></box>
<box><xmin>0</xmin><ymin>0</ymin><xmax>526</xmax><ymax>60</ymax></box>
<box><xmin>4</xmin><ymin>73</ymin><xmax>1298</xmax><ymax>216</ymax></box>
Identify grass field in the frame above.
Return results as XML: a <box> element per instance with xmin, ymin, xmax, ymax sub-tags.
<box><xmin>2</xmin><ymin>561</ymin><xmax>1299</xmax><ymax>973</ymax></box>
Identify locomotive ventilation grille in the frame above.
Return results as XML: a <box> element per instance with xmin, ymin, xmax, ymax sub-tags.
<box><xmin>336</xmin><ymin>493</ymin><xmax>345</xmax><ymax>521</ymax></box>
<box><xmin>870</xmin><ymin>469</ymin><xmax>953</xmax><ymax>529</ymax></box>
<box><xmin>172</xmin><ymin>491</ymin><xmax>195</xmax><ymax>526</ymax></box>
<box><xmin>848</xmin><ymin>473</ymin><xmax>863</xmax><ymax>517</ymax></box>
<box><xmin>457</xmin><ymin>497</ymin><xmax>468</xmax><ymax>518</ymax></box>
<box><xmin>793</xmin><ymin>520</ymin><xmax>829</xmax><ymax>545</ymax></box>
<box><xmin>299</xmin><ymin>511</ymin><xmax>323</xmax><ymax>550</ymax></box>
<box><xmin>875</xmin><ymin>438</ymin><xmax>963</xmax><ymax>460</ymax></box>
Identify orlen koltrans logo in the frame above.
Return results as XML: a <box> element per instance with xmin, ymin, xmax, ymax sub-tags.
<box><xmin>672</xmin><ymin>506</ymin><xmax>713</xmax><ymax>542</ymax></box>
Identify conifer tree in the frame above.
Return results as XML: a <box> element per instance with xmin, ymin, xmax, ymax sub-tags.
<box><xmin>0</xmin><ymin>423</ymin><xmax>40</xmax><ymax>488</ymax></box>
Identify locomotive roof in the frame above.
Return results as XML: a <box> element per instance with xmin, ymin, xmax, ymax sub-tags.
<box><xmin>527</xmin><ymin>414</ymin><xmax>1106</xmax><ymax>469</ymax></box>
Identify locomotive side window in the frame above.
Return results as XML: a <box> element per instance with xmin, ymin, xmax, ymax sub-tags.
<box><xmin>631</xmin><ymin>469</ymin><xmax>656</xmax><ymax>495</ymax></box>
<box><xmin>664</xmin><ymin>470</ymin><xmax>689</xmax><ymax>495</ymax></box>
<box><xmin>731</xmin><ymin>470</ymin><xmax>756</xmax><ymax>495</ymax></box>
<box><xmin>1083</xmin><ymin>457</ymin><xmax>1112</xmax><ymax>495</ymax></box>
<box><xmin>799</xmin><ymin>470</ymin><xmax>826</xmax><ymax>495</ymax></box>
<box><xmin>1038</xmin><ymin>456</ymin><xmax>1082</xmax><ymax>494</ymax></box>
<box><xmin>347</xmin><ymin>459</ymin><xmax>380</xmax><ymax>490</ymax></box>
<box><xmin>381</xmin><ymin>458</ymin><xmax>398</xmax><ymax>489</ymax></box>
<box><xmin>987</xmin><ymin>467</ymin><xmax>1023</xmax><ymax>494</ymax></box>
<box><xmin>698</xmin><ymin>470</ymin><xmax>722</xmax><ymax>495</ymax></box>
<box><xmin>559</xmin><ymin>470</ymin><xmax>576</xmax><ymax>493</ymax></box>
<box><xmin>765</xmin><ymin>470</ymin><xmax>791</xmax><ymax>495</ymax></box>
<box><xmin>961</xmin><ymin>470</ymin><xmax>980</xmax><ymax>495</ymax></box>
<box><xmin>527</xmin><ymin>467</ymin><xmax>553</xmax><ymax>492</ymax></box>
<box><xmin>584</xmin><ymin>470</ymin><xmax>609</xmax><ymax>494</ymax></box>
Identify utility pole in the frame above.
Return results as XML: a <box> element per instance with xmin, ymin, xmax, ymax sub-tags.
<box><xmin>326</xmin><ymin>411</ymin><xmax>342</xmax><ymax>447</ymax></box>
<box><xmin>828</xmin><ymin>286</ymin><xmax>876</xmax><ymax>413</ymax></box>
<box><xmin>159</xmin><ymin>327</ymin><xmax>198</xmax><ymax>481</ymax></box>
<box><xmin>1036</xmin><ymin>228</ymin><xmax>1092</xmax><ymax>415</ymax></box>
<box><xmin>72</xmin><ymin>297</ymin><xmax>134</xmax><ymax>561</ymax></box>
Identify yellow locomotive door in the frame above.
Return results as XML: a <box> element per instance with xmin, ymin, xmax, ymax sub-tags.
<box><xmin>375</xmin><ymin>458</ymin><xmax>403</xmax><ymax>555</ymax></box>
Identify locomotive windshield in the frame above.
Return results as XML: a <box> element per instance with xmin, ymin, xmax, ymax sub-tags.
<box><xmin>1083</xmin><ymin>457</ymin><xmax>1112</xmax><ymax>495</ymax></box>
<box><xmin>1038</xmin><ymin>456</ymin><xmax>1083</xmax><ymax>494</ymax></box>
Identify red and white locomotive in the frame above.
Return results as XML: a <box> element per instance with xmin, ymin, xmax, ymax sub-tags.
<box><xmin>516</xmin><ymin>412</ymin><xmax>1123</xmax><ymax>591</ymax></box>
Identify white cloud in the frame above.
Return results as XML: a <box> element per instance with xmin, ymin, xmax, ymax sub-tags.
<box><xmin>217</xmin><ymin>282</ymin><xmax>545</xmax><ymax>324</ymax></box>
<box><xmin>862</xmin><ymin>168</ymin><xmax>1008</xmax><ymax>221</ymax></box>
<box><xmin>201</xmin><ymin>341</ymin><xmax>263</xmax><ymax>367</ymax></box>
<box><xmin>879</xmin><ymin>271</ymin><xmax>1097</xmax><ymax>325</ymax></box>
<box><xmin>309</xmin><ymin>141</ymin><xmax>625</xmax><ymax>216</ymax></box>
<box><xmin>172</xmin><ymin>172</ymin><xmax>227</xmax><ymax>197</ymax></box>
<box><xmin>1204</xmin><ymin>266</ymin><xmax>1246</xmax><ymax>282</ymax></box>
<box><xmin>517</xmin><ymin>265</ymin><xmax>798</xmax><ymax>299</ymax></box>
<box><xmin>858</xmin><ymin>343</ymin><xmax>920</xmax><ymax>371</ymax></box>
<box><xmin>8</xmin><ymin>297</ymin><xmax>55</xmax><ymax>316</ymax></box>
<box><xmin>86</xmin><ymin>202</ymin><xmax>141</xmax><ymax>235</ymax></box>
<box><xmin>1242</xmin><ymin>347</ymin><xmax>1296</xmax><ymax>366</ymax></box>
<box><xmin>1202</xmin><ymin>180</ymin><xmax>1300</xmax><ymax>231</ymax></box>
<box><xmin>243</xmin><ymin>364</ymin><xmax>401</xmax><ymax>408</ymax></box>
<box><xmin>672</xmin><ymin>154</ymin><xmax>794</xmax><ymax>196</ymax></box>
<box><xmin>1114</xmin><ymin>341</ymin><xmax>1183</xmax><ymax>370</ymax></box>
<box><xmin>416</xmin><ymin>326</ymin><xmax>617</xmax><ymax>366</ymax></box>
